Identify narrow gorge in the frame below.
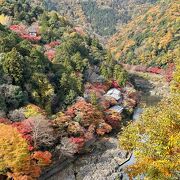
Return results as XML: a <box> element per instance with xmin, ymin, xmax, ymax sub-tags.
<box><xmin>40</xmin><ymin>70</ymin><xmax>170</xmax><ymax>180</ymax></box>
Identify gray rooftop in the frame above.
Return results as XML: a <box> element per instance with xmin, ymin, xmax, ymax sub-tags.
<box><xmin>109</xmin><ymin>105</ymin><xmax>124</xmax><ymax>113</ymax></box>
<box><xmin>104</xmin><ymin>88</ymin><xmax>121</xmax><ymax>100</ymax></box>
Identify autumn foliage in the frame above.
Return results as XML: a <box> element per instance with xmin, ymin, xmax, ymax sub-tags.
<box><xmin>32</xmin><ymin>151</ymin><xmax>52</xmax><ymax>166</ymax></box>
<box><xmin>13</xmin><ymin>115</ymin><xmax>55</xmax><ymax>150</ymax></box>
<box><xmin>9</xmin><ymin>24</ymin><xmax>27</xmax><ymax>35</ymax></box>
<box><xmin>44</xmin><ymin>49</ymin><xmax>56</xmax><ymax>61</ymax></box>
<box><xmin>119</xmin><ymin>95</ymin><xmax>180</xmax><ymax>179</ymax></box>
<box><xmin>105</xmin><ymin>110</ymin><xmax>122</xmax><ymax>129</ymax></box>
<box><xmin>13</xmin><ymin>119</ymin><xmax>33</xmax><ymax>145</ymax></box>
<box><xmin>66</xmin><ymin>100</ymin><xmax>105</xmax><ymax>126</ymax></box>
<box><xmin>20</xmin><ymin>34</ymin><xmax>41</xmax><ymax>42</ymax></box>
<box><xmin>109</xmin><ymin>1</ymin><xmax>179</xmax><ymax>68</ymax></box>
<box><xmin>53</xmin><ymin>97</ymin><xmax>116</xmax><ymax>154</ymax></box>
<box><xmin>0</xmin><ymin>118</ymin><xmax>12</xmax><ymax>124</ymax></box>
<box><xmin>0</xmin><ymin>124</ymin><xmax>52</xmax><ymax>179</ymax></box>
<box><xmin>9</xmin><ymin>24</ymin><xmax>41</xmax><ymax>42</ymax></box>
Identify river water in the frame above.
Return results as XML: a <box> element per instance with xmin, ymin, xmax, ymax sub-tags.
<box><xmin>49</xmin><ymin>92</ymin><xmax>162</xmax><ymax>180</ymax></box>
<box><xmin>119</xmin><ymin>72</ymin><xmax>169</xmax><ymax>179</ymax></box>
<box><xmin>46</xmin><ymin>73</ymin><xmax>168</xmax><ymax>180</ymax></box>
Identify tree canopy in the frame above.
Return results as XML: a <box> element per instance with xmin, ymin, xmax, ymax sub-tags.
<box><xmin>119</xmin><ymin>72</ymin><xmax>180</xmax><ymax>179</ymax></box>
<box><xmin>109</xmin><ymin>0</ymin><xmax>179</xmax><ymax>67</ymax></box>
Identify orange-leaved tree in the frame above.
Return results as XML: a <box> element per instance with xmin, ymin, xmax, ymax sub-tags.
<box><xmin>65</xmin><ymin>100</ymin><xmax>112</xmax><ymax>135</ymax></box>
<box><xmin>0</xmin><ymin>124</ymin><xmax>51</xmax><ymax>179</ymax></box>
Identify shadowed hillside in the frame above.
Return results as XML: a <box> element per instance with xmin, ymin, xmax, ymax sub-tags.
<box><xmin>42</xmin><ymin>0</ymin><xmax>157</xmax><ymax>36</ymax></box>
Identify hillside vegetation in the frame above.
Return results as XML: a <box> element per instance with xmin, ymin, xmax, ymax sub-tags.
<box><xmin>119</xmin><ymin>61</ymin><xmax>180</xmax><ymax>179</ymax></box>
<box><xmin>43</xmin><ymin>0</ymin><xmax>157</xmax><ymax>36</ymax></box>
<box><xmin>109</xmin><ymin>0</ymin><xmax>180</xmax><ymax>67</ymax></box>
<box><xmin>0</xmin><ymin>1</ymin><xmax>132</xmax><ymax>178</ymax></box>
<box><xmin>0</xmin><ymin>1</ymin><xmax>179</xmax><ymax>180</ymax></box>
<box><xmin>115</xmin><ymin>1</ymin><xmax>180</xmax><ymax>179</ymax></box>
<box><xmin>0</xmin><ymin>0</ymin><xmax>128</xmax><ymax>114</ymax></box>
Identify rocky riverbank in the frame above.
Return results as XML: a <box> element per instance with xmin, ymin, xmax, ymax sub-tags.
<box><xmin>130</xmin><ymin>72</ymin><xmax>169</xmax><ymax>96</ymax></box>
<box><xmin>40</xmin><ymin>72</ymin><xmax>170</xmax><ymax>180</ymax></box>
<box><xmin>48</xmin><ymin>136</ymin><xmax>130</xmax><ymax>180</ymax></box>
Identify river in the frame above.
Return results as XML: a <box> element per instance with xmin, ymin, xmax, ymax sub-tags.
<box><xmin>117</xmin><ymin>72</ymin><xmax>169</xmax><ymax>179</ymax></box>
<box><xmin>41</xmin><ymin>72</ymin><xmax>169</xmax><ymax>180</ymax></box>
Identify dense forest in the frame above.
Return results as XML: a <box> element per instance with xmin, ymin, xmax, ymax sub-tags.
<box><xmin>109</xmin><ymin>0</ymin><xmax>180</xmax><ymax>67</ymax></box>
<box><xmin>42</xmin><ymin>0</ymin><xmax>157</xmax><ymax>36</ymax></box>
<box><xmin>0</xmin><ymin>0</ymin><xmax>179</xmax><ymax>180</ymax></box>
<box><xmin>113</xmin><ymin>0</ymin><xmax>180</xmax><ymax>179</ymax></box>
<box><xmin>0</xmin><ymin>0</ymin><xmax>129</xmax><ymax>114</ymax></box>
<box><xmin>0</xmin><ymin>0</ymin><xmax>132</xmax><ymax>179</ymax></box>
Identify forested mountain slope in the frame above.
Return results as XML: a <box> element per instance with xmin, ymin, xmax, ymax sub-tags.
<box><xmin>0</xmin><ymin>1</ymin><xmax>134</xmax><ymax>179</ymax></box>
<box><xmin>0</xmin><ymin>0</ymin><xmax>129</xmax><ymax>115</ymax></box>
<box><xmin>109</xmin><ymin>0</ymin><xmax>180</xmax><ymax>67</ymax></box>
<box><xmin>42</xmin><ymin>0</ymin><xmax>157</xmax><ymax>36</ymax></box>
<box><xmin>0</xmin><ymin>1</ymin><xmax>179</xmax><ymax>180</ymax></box>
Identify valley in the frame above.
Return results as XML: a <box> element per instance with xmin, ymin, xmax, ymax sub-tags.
<box><xmin>39</xmin><ymin>70</ymin><xmax>169</xmax><ymax>180</ymax></box>
<box><xmin>43</xmin><ymin>0</ymin><xmax>157</xmax><ymax>37</ymax></box>
<box><xmin>0</xmin><ymin>0</ymin><xmax>179</xmax><ymax>180</ymax></box>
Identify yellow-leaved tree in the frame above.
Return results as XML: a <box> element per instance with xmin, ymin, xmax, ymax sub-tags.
<box><xmin>0</xmin><ymin>14</ymin><xmax>12</xmax><ymax>26</ymax></box>
<box><xmin>0</xmin><ymin>124</ymin><xmax>30</xmax><ymax>175</ymax></box>
<box><xmin>0</xmin><ymin>124</ymin><xmax>51</xmax><ymax>180</ymax></box>
<box><xmin>119</xmin><ymin>62</ymin><xmax>180</xmax><ymax>179</ymax></box>
<box><xmin>0</xmin><ymin>0</ymin><xmax>4</xmax><ymax>5</ymax></box>
<box><xmin>171</xmin><ymin>61</ymin><xmax>180</xmax><ymax>93</ymax></box>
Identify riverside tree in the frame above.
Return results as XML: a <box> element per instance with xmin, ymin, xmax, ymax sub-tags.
<box><xmin>119</xmin><ymin>94</ymin><xmax>180</xmax><ymax>179</ymax></box>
